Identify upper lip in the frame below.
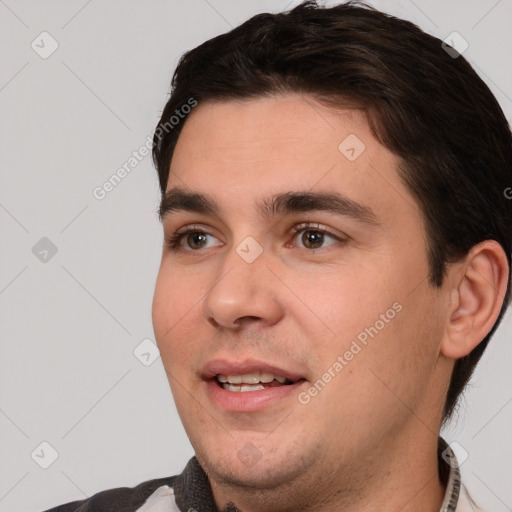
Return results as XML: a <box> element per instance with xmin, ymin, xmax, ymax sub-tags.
<box><xmin>202</xmin><ymin>358</ymin><xmax>306</xmax><ymax>382</ymax></box>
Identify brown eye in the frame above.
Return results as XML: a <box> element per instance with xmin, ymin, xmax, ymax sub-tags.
<box><xmin>166</xmin><ymin>226</ymin><xmax>223</xmax><ymax>252</ymax></box>
<box><xmin>301</xmin><ymin>230</ymin><xmax>325</xmax><ymax>249</ymax></box>
<box><xmin>291</xmin><ymin>225</ymin><xmax>341</xmax><ymax>250</ymax></box>
<box><xmin>186</xmin><ymin>232</ymin><xmax>208</xmax><ymax>250</ymax></box>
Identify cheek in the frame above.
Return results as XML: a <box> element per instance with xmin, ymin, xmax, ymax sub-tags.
<box><xmin>152</xmin><ymin>264</ymin><xmax>205</xmax><ymax>364</ymax></box>
<box><xmin>301</xmin><ymin>255</ymin><xmax>429</xmax><ymax>388</ymax></box>
<box><xmin>309</xmin><ymin>268</ymin><xmax>398</xmax><ymax>341</ymax></box>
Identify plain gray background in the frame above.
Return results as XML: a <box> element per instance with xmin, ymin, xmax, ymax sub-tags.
<box><xmin>0</xmin><ymin>1</ymin><xmax>511</xmax><ymax>511</ymax></box>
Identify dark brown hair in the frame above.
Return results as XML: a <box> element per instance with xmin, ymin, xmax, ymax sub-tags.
<box><xmin>152</xmin><ymin>0</ymin><xmax>512</xmax><ymax>421</ymax></box>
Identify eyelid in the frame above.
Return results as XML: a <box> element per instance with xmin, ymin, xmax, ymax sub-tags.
<box><xmin>165</xmin><ymin>221</ymin><xmax>347</xmax><ymax>252</ymax></box>
<box><xmin>289</xmin><ymin>222</ymin><xmax>347</xmax><ymax>241</ymax></box>
<box><xmin>165</xmin><ymin>224</ymin><xmax>223</xmax><ymax>251</ymax></box>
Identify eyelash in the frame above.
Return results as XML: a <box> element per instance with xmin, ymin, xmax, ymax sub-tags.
<box><xmin>289</xmin><ymin>223</ymin><xmax>341</xmax><ymax>248</ymax></box>
<box><xmin>164</xmin><ymin>223</ymin><xmax>344</xmax><ymax>252</ymax></box>
<box><xmin>164</xmin><ymin>225</ymin><xmax>206</xmax><ymax>250</ymax></box>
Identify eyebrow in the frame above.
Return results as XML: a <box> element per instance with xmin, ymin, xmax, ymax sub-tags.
<box><xmin>158</xmin><ymin>187</ymin><xmax>379</xmax><ymax>226</ymax></box>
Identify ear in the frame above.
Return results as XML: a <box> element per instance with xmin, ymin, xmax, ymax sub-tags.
<box><xmin>441</xmin><ymin>240</ymin><xmax>509</xmax><ymax>359</ymax></box>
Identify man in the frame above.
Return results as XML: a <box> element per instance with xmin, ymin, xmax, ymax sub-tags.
<box><xmin>45</xmin><ymin>1</ymin><xmax>511</xmax><ymax>511</ymax></box>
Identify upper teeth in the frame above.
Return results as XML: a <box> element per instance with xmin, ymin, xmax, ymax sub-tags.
<box><xmin>217</xmin><ymin>372</ymin><xmax>287</xmax><ymax>384</ymax></box>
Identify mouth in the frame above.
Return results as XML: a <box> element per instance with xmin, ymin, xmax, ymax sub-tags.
<box><xmin>202</xmin><ymin>359</ymin><xmax>307</xmax><ymax>412</ymax></box>
<box><xmin>215</xmin><ymin>372</ymin><xmax>296</xmax><ymax>392</ymax></box>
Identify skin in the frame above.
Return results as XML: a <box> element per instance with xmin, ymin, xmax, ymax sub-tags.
<box><xmin>152</xmin><ymin>94</ymin><xmax>508</xmax><ymax>512</ymax></box>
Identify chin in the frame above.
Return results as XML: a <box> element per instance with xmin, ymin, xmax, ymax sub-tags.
<box><xmin>195</xmin><ymin>437</ymin><xmax>321</xmax><ymax>491</ymax></box>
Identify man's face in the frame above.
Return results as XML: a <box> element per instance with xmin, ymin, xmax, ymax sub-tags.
<box><xmin>152</xmin><ymin>94</ymin><xmax>450</xmax><ymax>493</ymax></box>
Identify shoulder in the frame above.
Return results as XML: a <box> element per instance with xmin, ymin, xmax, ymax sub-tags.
<box><xmin>42</xmin><ymin>475</ymin><xmax>178</xmax><ymax>512</ymax></box>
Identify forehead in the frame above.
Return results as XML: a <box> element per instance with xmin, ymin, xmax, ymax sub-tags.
<box><xmin>170</xmin><ymin>94</ymin><xmax>372</xmax><ymax>176</ymax></box>
<box><xmin>166</xmin><ymin>94</ymin><xmax>416</xmax><ymax>224</ymax></box>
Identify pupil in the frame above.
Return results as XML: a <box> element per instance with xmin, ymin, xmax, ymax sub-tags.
<box><xmin>188</xmin><ymin>232</ymin><xmax>206</xmax><ymax>249</ymax></box>
<box><xmin>302</xmin><ymin>230</ymin><xmax>323</xmax><ymax>248</ymax></box>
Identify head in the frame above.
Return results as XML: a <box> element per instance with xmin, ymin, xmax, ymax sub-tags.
<box><xmin>151</xmin><ymin>0</ymin><xmax>511</xmax><ymax>507</ymax></box>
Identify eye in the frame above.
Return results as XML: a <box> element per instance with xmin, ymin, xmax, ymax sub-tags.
<box><xmin>165</xmin><ymin>227</ymin><xmax>223</xmax><ymax>251</ymax></box>
<box><xmin>290</xmin><ymin>224</ymin><xmax>343</xmax><ymax>250</ymax></box>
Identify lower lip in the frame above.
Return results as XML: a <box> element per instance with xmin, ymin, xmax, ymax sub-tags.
<box><xmin>206</xmin><ymin>379</ymin><xmax>307</xmax><ymax>412</ymax></box>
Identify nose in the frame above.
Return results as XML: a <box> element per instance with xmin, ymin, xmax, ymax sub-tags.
<box><xmin>202</xmin><ymin>244</ymin><xmax>284</xmax><ymax>330</ymax></box>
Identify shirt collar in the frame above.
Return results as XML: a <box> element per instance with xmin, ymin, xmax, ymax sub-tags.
<box><xmin>438</xmin><ymin>437</ymin><xmax>462</xmax><ymax>512</ymax></box>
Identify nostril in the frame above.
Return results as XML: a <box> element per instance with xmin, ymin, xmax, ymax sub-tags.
<box><xmin>232</xmin><ymin>316</ymin><xmax>264</xmax><ymax>331</ymax></box>
<box><xmin>206</xmin><ymin>316</ymin><xmax>262</xmax><ymax>329</ymax></box>
<box><xmin>235</xmin><ymin>315</ymin><xmax>261</xmax><ymax>324</ymax></box>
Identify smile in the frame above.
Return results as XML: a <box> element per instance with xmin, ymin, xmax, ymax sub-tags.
<box><xmin>216</xmin><ymin>372</ymin><xmax>295</xmax><ymax>392</ymax></box>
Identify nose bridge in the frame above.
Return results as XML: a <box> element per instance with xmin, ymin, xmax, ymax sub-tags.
<box><xmin>202</xmin><ymin>239</ymin><xmax>281</xmax><ymax>328</ymax></box>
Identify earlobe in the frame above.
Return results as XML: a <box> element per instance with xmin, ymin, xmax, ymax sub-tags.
<box><xmin>441</xmin><ymin>240</ymin><xmax>509</xmax><ymax>360</ymax></box>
